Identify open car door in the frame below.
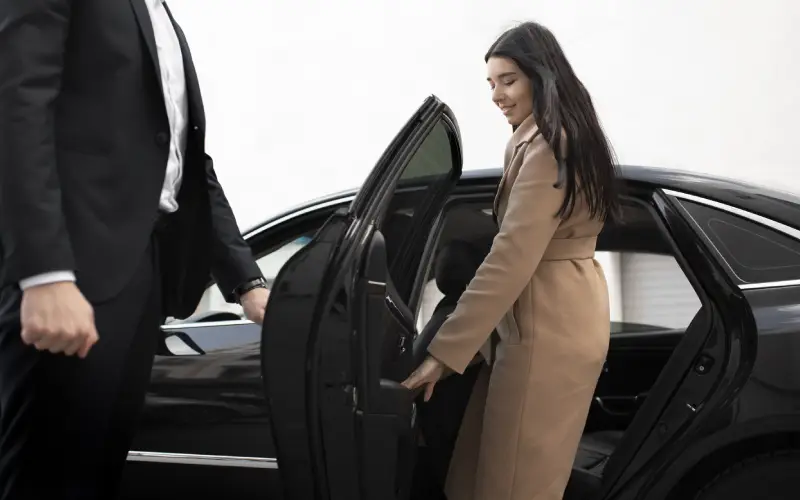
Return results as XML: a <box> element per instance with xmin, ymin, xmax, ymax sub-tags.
<box><xmin>261</xmin><ymin>95</ymin><xmax>463</xmax><ymax>500</ymax></box>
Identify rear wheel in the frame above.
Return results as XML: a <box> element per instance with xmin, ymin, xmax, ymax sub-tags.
<box><xmin>693</xmin><ymin>450</ymin><xmax>800</xmax><ymax>500</ymax></box>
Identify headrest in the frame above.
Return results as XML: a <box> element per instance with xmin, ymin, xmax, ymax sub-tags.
<box><xmin>434</xmin><ymin>240</ymin><xmax>486</xmax><ymax>297</ymax></box>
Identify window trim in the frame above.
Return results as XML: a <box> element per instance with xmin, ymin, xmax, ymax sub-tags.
<box><xmin>127</xmin><ymin>450</ymin><xmax>278</xmax><ymax>469</ymax></box>
<box><xmin>162</xmin><ymin>319</ymin><xmax>250</xmax><ymax>331</ymax></box>
<box><xmin>243</xmin><ymin>195</ymin><xmax>356</xmax><ymax>241</ymax></box>
<box><xmin>663</xmin><ymin>189</ymin><xmax>800</xmax><ymax>290</ymax></box>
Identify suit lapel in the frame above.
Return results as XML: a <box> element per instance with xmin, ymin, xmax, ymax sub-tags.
<box><xmin>129</xmin><ymin>0</ymin><xmax>163</xmax><ymax>94</ymax></box>
<box><xmin>163</xmin><ymin>3</ymin><xmax>206</xmax><ymax>132</ymax></box>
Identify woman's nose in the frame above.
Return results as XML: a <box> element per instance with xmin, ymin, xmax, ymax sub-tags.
<box><xmin>491</xmin><ymin>87</ymin><xmax>503</xmax><ymax>105</ymax></box>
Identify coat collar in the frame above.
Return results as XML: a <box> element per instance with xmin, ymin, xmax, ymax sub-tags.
<box><xmin>510</xmin><ymin>113</ymin><xmax>540</xmax><ymax>147</ymax></box>
<box><xmin>495</xmin><ymin>114</ymin><xmax>540</xmax><ymax>219</ymax></box>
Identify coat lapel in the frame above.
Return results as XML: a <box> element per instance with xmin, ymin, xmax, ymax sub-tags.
<box><xmin>493</xmin><ymin>115</ymin><xmax>540</xmax><ymax>221</ymax></box>
<box><xmin>129</xmin><ymin>0</ymin><xmax>163</xmax><ymax>94</ymax></box>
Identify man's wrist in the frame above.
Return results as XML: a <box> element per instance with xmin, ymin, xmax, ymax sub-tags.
<box><xmin>232</xmin><ymin>277</ymin><xmax>267</xmax><ymax>304</ymax></box>
<box><xmin>19</xmin><ymin>271</ymin><xmax>76</xmax><ymax>291</ymax></box>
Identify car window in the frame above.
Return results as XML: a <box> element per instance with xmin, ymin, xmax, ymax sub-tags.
<box><xmin>191</xmin><ymin>235</ymin><xmax>313</xmax><ymax>320</ymax></box>
<box><xmin>674</xmin><ymin>198</ymin><xmax>800</xmax><ymax>284</ymax></box>
<box><xmin>596</xmin><ymin>251</ymin><xmax>700</xmax><ymax>335</ymax></box>
<box><xmin>415</xmin><ymin>250</ymin><xmax>700</xmax><ymax>336</ymax></box>
<box><xmin>380</xmin><ymin>119</ymin><xmax>458</xmax><ymax>304</ymax></box>
<box><xmin>414</xmin><ymin>198</ymin><xmax>703</xmax><ymax>337</ymax></box>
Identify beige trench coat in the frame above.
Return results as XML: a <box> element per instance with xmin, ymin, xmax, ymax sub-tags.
<box><xmin>426</xmin><ymin>115</ymin><xmax>611</xmax><ymax>500</ymax></box>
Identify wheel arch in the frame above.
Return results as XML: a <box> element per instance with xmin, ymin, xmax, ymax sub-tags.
<box><xmin>641</xmin><ymin>415</ymin><xmax>800</xmax><ymax>499</ymax></box>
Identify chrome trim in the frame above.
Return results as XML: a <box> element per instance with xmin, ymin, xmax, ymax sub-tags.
<box><xmin>127</xmin><ymin>451</ymin><xmax>278</xmax><ymax>469</ymax></box>
<box><xmin>662</xmin><ymin>189</ymin><xmax>800</xmax><ymax>291</ymax></box>
<box><xmin>161</xmin><ymin>319</ymin><xmax>253</xmax><ymax>331</ymax></box>
<box><xmin>662</xmin><ymin>189</ymin><xmax>800</xmax><ymax>241</ymax></box>
<box><xmin>740</xmin><ymin>279</ymin><xmax>800</xmax><ymax>290</ymax></box>
<box><xmin>243</xmin><ymin>195</ymin><xmax>356</xmax><ymax>240</ymax></box>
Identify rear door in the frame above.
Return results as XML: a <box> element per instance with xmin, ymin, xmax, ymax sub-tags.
<box><xmin>598</xmin><ymin>188</ymin><xmax>761</xmax><ymax>497</ymax></box>
<box><xmin>261</xmin><ymin>95</ymin><xmax>462</xmax><ymax>500</ymax></box>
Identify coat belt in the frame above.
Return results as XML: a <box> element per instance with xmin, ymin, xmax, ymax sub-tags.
<box><xmin>541</xmin><ymin>236</ymin><xmax>597</xmax><ymax>261</ymax></box>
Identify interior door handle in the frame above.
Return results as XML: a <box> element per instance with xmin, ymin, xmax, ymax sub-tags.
<box><xmin>376</xmin><ymin>379</ymin><xmax>416</xmax><ymax>417</ymax></box>
<box><xmin>594</xmin><ymin>395</ymin><xmax>640</xmax><ymax>416</ymax></box>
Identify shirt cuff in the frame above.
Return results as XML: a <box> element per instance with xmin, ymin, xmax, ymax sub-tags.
<box><xmin>19</xmin><ymin>271</ymin><xmax>77</xmax><ymax>290</ymax></box>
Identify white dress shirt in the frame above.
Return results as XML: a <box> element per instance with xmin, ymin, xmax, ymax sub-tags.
<box><xmin>20</xmin><ymin>0</ymin><xmax>189</xmax><ymax>290</ymax></box>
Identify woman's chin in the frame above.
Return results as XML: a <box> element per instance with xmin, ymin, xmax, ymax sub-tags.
<box><xmin>505</xmin><ymin>114</ymin><xmax>522</xmax><ymax>126</ymax></box>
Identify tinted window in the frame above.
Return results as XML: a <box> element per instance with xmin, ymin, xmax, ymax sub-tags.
<box><xmin>676</xmin><ymin>199</ymin><xmax>800</xmax><ymax>284</ymax></box>
<box><xmin>414</xmin><ymin>200</ymin><xmax>702</xmax><ymax>337</ymax></box>
<box><xmin>380</xmin><ymin>120</ymin><xmax>457</xmax><ymax>302</ymax></box>
<box><xmin>397</xmin><ymin>122</ymin><xmax>454</xmax><ymax>182</ymax></box>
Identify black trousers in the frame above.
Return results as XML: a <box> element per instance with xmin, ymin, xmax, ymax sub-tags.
<box><xmin>0</xmin><ymin>234</ymin><xmax>163</xmax><ymax>500</ymax></box>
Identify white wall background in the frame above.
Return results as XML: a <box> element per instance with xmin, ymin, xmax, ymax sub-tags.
<box><xmin>169</xmin><ymin>0</ymin><xmax>800</xmax><ymax>232</ymax></box>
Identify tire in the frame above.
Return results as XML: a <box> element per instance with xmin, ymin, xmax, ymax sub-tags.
<box><xmin>693</xmin><ymin>449</ymin><xmax>800</xmax><ymax>500</ymax></box>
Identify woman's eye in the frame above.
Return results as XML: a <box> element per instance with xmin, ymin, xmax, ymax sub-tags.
<box><xmin>503</xmin><ymin>79</ymin><xmax>516</xmax><ymax>86</ymax></box>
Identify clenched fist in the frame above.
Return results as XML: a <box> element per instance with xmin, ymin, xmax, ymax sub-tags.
<box><xmin>20</xmin><ymin>281</ymin><xmax>99</xmax><ymax>358</ymax></box>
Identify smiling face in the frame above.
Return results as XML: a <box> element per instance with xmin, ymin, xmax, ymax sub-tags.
<box><xmin>486</xmin><ymin>56</ymin><xmax>534</xmax><ymax>127</ymax></box>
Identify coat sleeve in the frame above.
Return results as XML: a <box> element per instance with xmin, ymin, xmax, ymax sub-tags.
<box><xmin>427</xmin><ymin>136</ymin><xmax>565</xmax><ymax>374</ymax></box>
<box><xmin>203</xmin><ymin>153</ymin><xmax>263</xmax><ymax>302</ymax></box>
<box><xmin>0</xmin><ymin>0</ymin><xmax>75</xmax><ymax>282</ymax></box>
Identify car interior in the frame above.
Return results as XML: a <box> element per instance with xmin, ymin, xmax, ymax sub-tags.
<box><xmin>398</xmin><ymin>196</ymin><xmax>705</xmax><ymax>499</ymax></box>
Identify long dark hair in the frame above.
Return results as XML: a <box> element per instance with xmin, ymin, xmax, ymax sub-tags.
<box><xmin>486</xmin><ymin>21</ymin><xmax>621</xmax><ymax>222</ymax></box>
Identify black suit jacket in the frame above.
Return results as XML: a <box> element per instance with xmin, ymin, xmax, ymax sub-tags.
<box><xmin>0</xmin><ymin>0</ymin><xmax>261</xmax><ymax>318</ymax></box>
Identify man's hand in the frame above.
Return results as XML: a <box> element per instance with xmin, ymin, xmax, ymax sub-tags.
<box><xmin>20</xmin><ymin>282</ymin><xmax>99</xmax><ymax>358</ymax></box>
<box><xmin>241</xmin><ymin>287</ymin><xmax>270</xmax><ymax>325</ymax></box>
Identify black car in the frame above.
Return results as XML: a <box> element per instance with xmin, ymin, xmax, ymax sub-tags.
<box><xmin>121</xmin><ymin>96</ymin><xmax>800</xmax><ymax>500</ymax></box>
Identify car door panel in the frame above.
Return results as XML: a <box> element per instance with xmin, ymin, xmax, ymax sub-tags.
<box><xmin>121</xmin><ymin>320</ymin><xmax>279</xmax><ymax>500</ymax></box>
<box><xmin>354</xmin><ymin>230</ymin><xmax>417</xmax><ymax>499</ymax></box>
<box><xmin>131</xmin><ymin>321</ymin><xmax>272</xmax><ymax>458</ymax></box>
<box><xmin>262</xmin><ymin>95</ymin><xmax>462</xmax><ymax>500</ymax></box>
<box><xmin>588</xmin><ymin>328</ymin><xmax>684</xmax><ymax>431</ymax></box>
<box><xmin>597</xmin><ymin>191</ymin><xmax>756</xmax><ymax>497</ymax></box>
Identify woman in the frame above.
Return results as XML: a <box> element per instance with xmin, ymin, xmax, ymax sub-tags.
<box><xmin>402</xmin><ymin>21</ymin><xmax>620</xmax><ymax>500</ymax></box>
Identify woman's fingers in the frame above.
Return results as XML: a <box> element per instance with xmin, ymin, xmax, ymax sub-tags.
<box><xmin>423</xmin><ymin>381</ymin><xmax>437</xmax><ymax>402</ymax></box>
<box><xmin>402</xmin><ymin>364</ymin><xmax>431</xmax><ymax>390</ymax></box>
<box><xmin>402</xmin><ymin>370</ymin><xmax>423</xmax><ymax>390</ymax></box>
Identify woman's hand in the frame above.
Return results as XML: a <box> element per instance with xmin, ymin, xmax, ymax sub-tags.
<box><xmin>402</xmin><ymin>355</ymin><xmax>446</xmax><ymax>401</ymax></box>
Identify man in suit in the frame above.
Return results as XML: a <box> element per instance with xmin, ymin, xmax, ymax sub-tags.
<box><xmin>0</xmin><ymin>1</ymin><xmax>271</xmax><ymax>498</ymax></box>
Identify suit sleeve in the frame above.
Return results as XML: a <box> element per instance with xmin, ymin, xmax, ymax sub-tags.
<box><xmin>427</xmin><ymin>136</ymin><xmax>565</xmax><ymax>374</ymax></box>
<box><xmin>0</xmin><ymin>0</ymin><xmax>75</xmax><ymax>282</ymax></box>
<box><xmin>203</xmin><ymin>154</ymin><xmax>262</xmax><ymax>301</ymax></box>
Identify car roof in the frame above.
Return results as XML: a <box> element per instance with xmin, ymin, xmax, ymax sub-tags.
<box><xmin>244</xmin><ymin>165</ymin><xmax>800</xmax><ymax>236</ymax></box>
